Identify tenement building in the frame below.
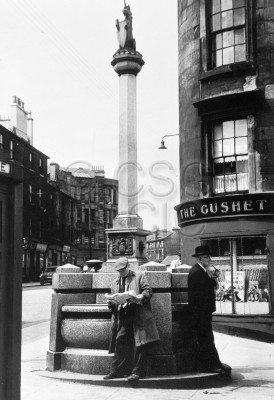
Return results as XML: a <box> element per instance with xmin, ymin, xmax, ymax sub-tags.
<box><xmin>176</xmin><ymin>0</ymin><xmax>274</xmax><ymax>340</ymax></box>
<box><xmin>146</xmin><ymin>229</ymin><xmax>181</xmax><ymax>263</ymax></box>
<box><xmin>0</xmin><ymin>96</ymin><xmax>78</xmax><ymax>281</ymax></box>
<box><xmin>49</xmin><ymin>163</ymin><xmax>118</xmax><ymax>263</ymax></box>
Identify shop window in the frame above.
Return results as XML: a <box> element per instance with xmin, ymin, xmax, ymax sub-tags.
<box><xmin>48</xmin><ymin>249</ymin><xmax>53</xmax><ymax>266</ymax></box>
<box><xmin>211</xmin><ymin>118</ymin><xmax>248</xmax><ymax>194</ymax></box>
<box><xmin>209</xmin><ymin>0</ymin><xmax>246</xmax><ymax>68</ymax></box>
<box><xmin>202</xmin><ymin>236</ymin><xmax>270</xmax><ymax>315</ymax></box>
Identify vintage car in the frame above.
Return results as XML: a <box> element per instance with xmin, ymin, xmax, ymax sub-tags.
<box><xmin>39</xmin><ymin>266</ymin><xmax>57</xmax><ymax>285</ymax></box>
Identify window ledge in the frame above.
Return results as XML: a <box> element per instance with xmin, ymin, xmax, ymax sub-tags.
<box><xmin>199</xmin><ymin>61</ymin><xmax>256</xmax><ymax>82</ymax></box>
<box><xmin>212</xmin><ymin>256</ymin><xmax>267</xmax><ymax>261</ymax></box>
<box><xmin>212</xmin><ymin>191</ymin><xmax>249</xmax><ymax>196</ymax></box>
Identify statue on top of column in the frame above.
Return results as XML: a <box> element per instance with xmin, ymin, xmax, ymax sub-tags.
<box><xmin>115</xmin><ymin>1</ymin><xmax>136</xmax><ymax>51</ymax></box>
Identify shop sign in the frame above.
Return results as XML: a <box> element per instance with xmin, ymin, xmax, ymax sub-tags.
<box><xmin>0</xmin><ymin>160</ymin><xmax>11</xmax><ymax>174</ymax></box>
<box><xmin>36</xmin><ymin>243</ymin><xmax>47</xmax><ymax>252</ymax></box>
<box><xmin>63</xmin><ymin>245</ymin><xmax>70</xmax><ymax>253</ymax></box>
<box><xmin>176</xmin><ymin>193</ymin><xmax>274</xmax><ymax>226</ymax></box>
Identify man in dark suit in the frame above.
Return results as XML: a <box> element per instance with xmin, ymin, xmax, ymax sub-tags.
<box><xmin>188</xmin><ymin>245</ymin><xmax>224</xmax><ymax>373</ymax></box>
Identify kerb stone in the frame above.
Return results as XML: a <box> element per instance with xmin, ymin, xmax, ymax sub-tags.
<box><xmin>147</xmin><ymin>354</ymin><xmax>177</xmax><ymax>376</ymax></box>
<box><xmin>61</xmin><ymin>349</ymin><xmax>114</xmax><ymax>375</ymax></box>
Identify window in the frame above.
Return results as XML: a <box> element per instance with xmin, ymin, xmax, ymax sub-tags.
<box><xmin>77</xmin><ymin>207</ymin><xmax>82</xmax><ymax>223</ymax></box>
<box><xmin>10</xmin><ymin>140</ymin><xmax>14</xmax><ymax>159</ymax></box>
<box><xmin>39</xmin><ymin>221</ymin><xmax>42</xmax><ymax>239</ymax></box>
<box><xmin>202</xmin><ymin>236</ymin><xmax>270</xmax><ymax>315</ymax></box>
<box><xmin>84</xmin><ymin>208</ymin><xmax>90</xmax><ymax>225</ymax></box>
<box><xmin>212</xmin><ymin>118</ymin><xmax>248</xmax><ymax>194</ymax></box>
<box><xmin>38</xmin><ymin>189</ymin><xmax>42</xmax><ymax>207</ymax></box>
<box><xmin>39</xmin><ymin>158</ymin><xmax>44</xmax><ymax>175</ymax></box>
<box><xmin>209</xmin><ymin>0</ymin><xmax>246</xmax><ymax>68</ymax></box>
<box><xmin>106</xmin><ymin>210</ymin><xmax>110</xmax><ymax>224</ymax></box>
<box><xmin>29</xmin><ymin>184</ymin><xmax>33</xmax><ymax>203</ymax></box>
<box><xmin>30</xmin><ymin>153</ymin><xmax>34</xmax><ymax>169</ymax></box>
<box><xmin>0</xmin><ymin>134</ymin><xmax>3</xmax><ymax>148</ymax></box>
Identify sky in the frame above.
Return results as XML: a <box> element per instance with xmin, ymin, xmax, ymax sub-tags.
<box><xmin>0</xmin><ymin>0</ymin><xmax>179</xmax><ymax>231</ymax></box>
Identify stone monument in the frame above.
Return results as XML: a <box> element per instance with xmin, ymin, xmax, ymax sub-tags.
<box><xmin>45</xmin><ymin>5</ymin><xmax>231</xmax><ymax>386</ymax></box>
<box><xmin>105</xmin><ymin>2</ymin><xmax>150</xmax><ymax>269</ymax></box>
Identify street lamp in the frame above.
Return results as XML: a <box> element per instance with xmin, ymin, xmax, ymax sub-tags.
<box><xmin>158</xmin><ymin>134</ymin><xmax>179</xmax><ymax>149</ymax></box>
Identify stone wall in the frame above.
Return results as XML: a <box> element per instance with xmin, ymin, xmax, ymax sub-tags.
<box><xmin>47</xmin><ymin>270</ymin><xmax>194</xmax><ymax>376</ymax></box>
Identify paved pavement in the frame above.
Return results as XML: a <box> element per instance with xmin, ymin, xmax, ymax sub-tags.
<box><xmin>22</xmin><ymin>282</ymin><xmax>40</xmax><ymax>287</ymax></box>
<box><xmin>21</xmin><ymin>325</ymin><xmax>274</xmax><ymax>400</ymax></box>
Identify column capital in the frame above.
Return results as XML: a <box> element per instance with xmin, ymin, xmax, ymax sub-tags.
<box><xmin>111</xmin><ymin>49</ymin><xmax>144</xmax><ymax>76</ymax></box>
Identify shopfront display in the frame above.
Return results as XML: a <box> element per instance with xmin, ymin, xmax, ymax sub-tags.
<box><xmin>202</xmin><ymin>236</ymin><xmax>270</xmax><ymax>315</ymax></box>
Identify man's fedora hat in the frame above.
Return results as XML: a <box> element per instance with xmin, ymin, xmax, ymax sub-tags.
<box><xmin>114</xmin><ymin>257</ymin><xmax>129</xmax><ymax>271</ymax></box>
<box><xmin>192</xmin><ymin>245</ymin><xmax>211</xmax><ymax>257</ymax></box>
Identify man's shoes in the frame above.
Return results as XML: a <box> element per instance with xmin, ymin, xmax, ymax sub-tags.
<box><xmin>127</xmin><ymin>373</ymin><xmax>140</xmax><ymax>382</ymax></box>
<box><xmin>103</xmin><ymin>373</ymin><xmax>123</xmax><ymax>380</ymax></box>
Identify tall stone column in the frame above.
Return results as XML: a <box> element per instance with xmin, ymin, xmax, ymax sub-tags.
<box><xmin>112</xmin><ymin>51</ymin><xmax>144</xmax><ymax>221</ymax></box>
<box><xmin>104</xmin><ymin>4</ymin><xmax>150</xmax><ymax>269</ymax></box>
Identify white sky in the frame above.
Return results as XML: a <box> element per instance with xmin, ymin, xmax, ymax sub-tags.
<box><xmin>0</xmin><ymin>0</ymin><xmax>180</xmax><ymax>231</ymax></box>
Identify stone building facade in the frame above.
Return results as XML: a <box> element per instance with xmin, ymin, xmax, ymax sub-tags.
<box><xmin>0</xmin><ymin>98</ymin><xmax>78</xmax><ymax>281</ymax></box>
<box><xmin>49</xmin><ymin>163</ymin><xmax>118</xmax><ymax>264</ymax></box>
<box><xmin>176</xmin><ymin>0</ymin><xmax>274</xmax><ymax>340</ymax></box>
<box><xmin>146</xmin><ymin>229</ymin><xmax>181</xmax><ymax>263</ymax></box>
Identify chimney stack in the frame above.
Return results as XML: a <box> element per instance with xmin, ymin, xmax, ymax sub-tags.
<box><xmin>27</xmin><ymin>111</ymin><xmax>34</xmax><ymax>145</ymax></box>
<box><xmin>49</xmin><ymin>163</ymin><xmax>60</xmax><ymax>182</ymax></box>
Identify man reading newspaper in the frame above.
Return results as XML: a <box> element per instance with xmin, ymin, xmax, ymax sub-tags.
<box><xmin>105</xmin><ymin>290</ymin><xmax>138</xmax><ymax>305</ymax></box>
<box><xmin>104</xmin><ymin>257</ymin><xmax>159</xmax><ymax>382</ymax></box>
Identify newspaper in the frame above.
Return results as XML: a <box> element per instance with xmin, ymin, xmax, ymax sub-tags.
<box><xmin>105</xmin><ymin>290</ymin><xmax>137</xmax><ymax>305</ymax></box>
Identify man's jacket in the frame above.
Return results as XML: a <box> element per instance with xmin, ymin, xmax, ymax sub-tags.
<box><xmin>188</xmin><ymin>263</ymin><xmax>217</xmax><ymax>315</ymax></box>
<box><xmin>109</xmin><ymin>269</ymin><xmax>159</xmax><ymax>352</ymax></box>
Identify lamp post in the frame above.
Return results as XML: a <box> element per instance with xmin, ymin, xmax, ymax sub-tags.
<box><xmin>158</xmin><ymin>133</ymin><xmax>179</xmax><ymax>149</ymax></box>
